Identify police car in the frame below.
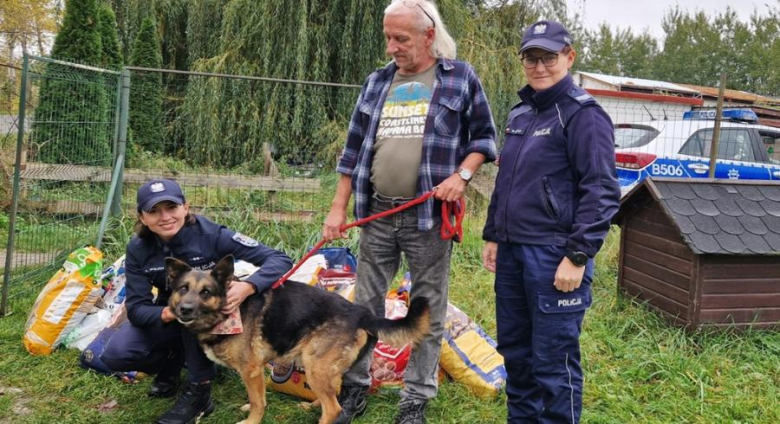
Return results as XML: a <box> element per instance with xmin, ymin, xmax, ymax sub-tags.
<box><xmin>615</xmin><ymin>109</ymin><xmax>780</xmax><ymax>195</ymax></box>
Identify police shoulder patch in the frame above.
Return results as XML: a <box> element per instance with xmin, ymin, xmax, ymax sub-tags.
<box><xmin>232</xmin><ymin>233</ymin><xmax>259</xmax><ymax>247</ymax></box>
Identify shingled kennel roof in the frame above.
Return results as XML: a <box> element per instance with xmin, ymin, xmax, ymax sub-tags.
<box><xmin>618</xmin><ymin>178</ymin><xmax>780</xmax><ymax>255</ymax></box>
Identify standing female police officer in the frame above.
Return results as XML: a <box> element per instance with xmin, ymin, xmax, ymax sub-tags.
<box><xmin>481</xmin><ymin>21</ymin><xmax>620</xmax><ymax>423</ymax></box>
<box><xmin>101</xmin><ymin>179</ymin><xmax>292</xmax><ymax>424</ymax></box>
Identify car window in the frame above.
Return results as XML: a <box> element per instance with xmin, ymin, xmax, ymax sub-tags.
<box><xmin>614</xmin><ymin>124</ymin><xmax>660</xmax><ymax>149</ymax></box>
<box><xmin>759</xmin><ymin>130</ymin><xmax>780</xmax><ymax>164</ymax></box>
<box><xmin>679</xmin><ymin>128</ymin><xmax>755</xmax><ymax>161</ymax></box>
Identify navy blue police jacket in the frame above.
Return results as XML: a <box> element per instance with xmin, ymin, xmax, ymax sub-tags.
<box><xmin>124</xmin><ymin>215</ymin><xmax>293</xmax><ymax>327</ymax></box>
<box><xmin>482</xmin><ymin>74</ymin><xmax>620</xmax><ymax>257</ymax></box>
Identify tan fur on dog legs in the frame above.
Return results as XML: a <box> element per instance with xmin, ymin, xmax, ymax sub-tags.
<box><xmin>236</xmin><ymin>364</ymin><xmax>267</xmax><ymax>424</ymax></box>
<box><xmin>302</xmin><ymin>351</ymin><xmax>343</xmax><ymax>424</ymax></box>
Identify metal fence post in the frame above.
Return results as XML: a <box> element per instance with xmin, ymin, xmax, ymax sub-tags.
<box><xmin>111</xmin><ymin>71</ymin><xmax>123</xmax><ymax>166</ymax></box>
<box><xmin>111</xmin><ymin>68</ymin><xmax>130</xmax><ymax>215</ymax></box>
<box><xmin>707</xmin><ymin>73</ymin><xmax>727</xmax><ymax>179</ymax></box>
<box><xmin>2</xmin><ymin>53</ymin><xmax>29</xmax><ymax>316</ymax></box>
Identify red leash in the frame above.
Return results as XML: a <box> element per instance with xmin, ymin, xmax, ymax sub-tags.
<box><xmin>271</xmin><ymin>190</ymin><xmax>465</xmax><ymax>289</ymax></box>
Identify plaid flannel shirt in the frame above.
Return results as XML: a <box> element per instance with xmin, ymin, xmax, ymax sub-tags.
<box><xmin>337</xmin><ymin>58</ymin><xmax>497</xmax><ymax>231</ymax></box>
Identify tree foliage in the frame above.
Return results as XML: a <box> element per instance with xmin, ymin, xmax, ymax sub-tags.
<box><xmin>97</xmin><ymin>2</ymin><xmax>123</xmax><ymax>70</ymax></box>
<box><xmin>34</xmin><ymin>0</ymin><xmax>112</xmax><ymax>165</ymax></box>
<box><xmin>0</xmin><ymin>0</ymin><xmax>60</xmax><ymax>57</ymax></box>
<box><xmin>128</xmin><ymin>16</ymin><xmax>163</xmax><ymax>152</ymax></box>
<box><xmin>577</xmin><ymin>5</ymin><xmax>780</xmax><ymax>97</ymax></box>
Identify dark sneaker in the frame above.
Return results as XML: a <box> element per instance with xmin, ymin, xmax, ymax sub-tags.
<box><xmin>148</xmin><ymin>372</ymin><xmax>180</xmax><ymax>398</ymax></box>
<box><xmin>333</xmin><ymin>385</ymin><xmax>369</xmax><ymax>424</ymax></box>
<box><xmin>394</xmin><ymin>400</ymin><xmax>427</xmax><ymax>424</ymax></box>
<box><xmin>155</xmin><ymin>382</ymin><xmax>215</xmax><ymax>424</ymax></box>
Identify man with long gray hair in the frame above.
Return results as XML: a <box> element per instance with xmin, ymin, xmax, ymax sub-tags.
<box><xmin>322</xmin><ymin>0</ymin><xmax>497</xmax><ymax>423</ymax></box>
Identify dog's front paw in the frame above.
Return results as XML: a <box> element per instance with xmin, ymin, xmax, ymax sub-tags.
<box><xmin>240</xmin><ymin>403</ymin><xmax>251</xmax><ymax>412</ymax></box>
<box><xmin>298</xmin><ymin>399</ymin><xmax>321</xmax><ymax>411</ymax></box>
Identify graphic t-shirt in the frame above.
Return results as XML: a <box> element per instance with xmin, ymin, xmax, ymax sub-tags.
<box><xmin>371</xmin><ymin>65</ymin><xmax>436</xmax><ymax>198</ymax></box>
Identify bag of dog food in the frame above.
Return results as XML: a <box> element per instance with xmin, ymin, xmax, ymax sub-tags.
<box><xmin>288</xmin><ymin>254</ymin><xmax>327</xmax><ymax>285</ymax></box>
<box><xmin>266</xmin><ymin>361</ymin><xmax>317</xmax><ymax>401</ymax></box>
<box><xmin>439</xmin><ymin>303</ymin><xmax>506</xmax><ymax>398</ymax></box>
<box><xmin>23</xmin><ymin>246</ymin><xmax>104</xmax><ymax>355</ymax></box>
<box><xmin>318</xmin><ymin>247</ymin><xmax>357</xmax><ymax>272</ymax></box>
<box><xmin>370</xmin><ymin>289</ymin><xmax>411</xmax><ymax>392</ymax></box>
<box><xmin>62</xmin><ymin>308</ymin><xmax>113</xmax><ymax>351</ymax></box>
<box><xmin>100</xmin><ymin>255</ymin><xmax>127</xmax><ymax>315</ymax></box>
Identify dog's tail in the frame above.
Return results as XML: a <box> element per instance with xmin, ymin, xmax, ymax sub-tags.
<box><xmin>360</xmin><ymin>297</ymin><xmax>431</xmax><ymax>347</ymax></box>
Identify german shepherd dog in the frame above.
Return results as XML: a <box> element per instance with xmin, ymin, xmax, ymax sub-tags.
<box><xmin>166</xmin><ymin>255</ymin><xmax>431</xmax><ymax>424</ymax></box>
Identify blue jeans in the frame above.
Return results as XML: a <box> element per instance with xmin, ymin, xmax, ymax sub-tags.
<box><xmin>342</xmin><ymin>194</ymin><xmax>452</xmax><ymax>403</ymax></box>
<box><xmin>495</xmin><ymin>243</ymin><xmax>593</xmax><ymax>424</ymax></box>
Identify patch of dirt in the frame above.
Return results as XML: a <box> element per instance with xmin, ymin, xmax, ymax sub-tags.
<box><xmin>0</xmin><ymin>386</ymin><xmax>32</xmax><ymax>419</ymax></box>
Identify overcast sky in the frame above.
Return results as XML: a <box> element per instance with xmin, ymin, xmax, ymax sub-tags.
<box><xmin>568</xmin><ymin>0</ymin><xmax>777</xmax><ymax>39</ymax></box>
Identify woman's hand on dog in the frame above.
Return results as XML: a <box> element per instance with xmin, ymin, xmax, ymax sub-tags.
<box><xmin>161</xmin><ymin>306</ymin><xmax>177</xmax><ymax>323</ymax></box>
<box><xmin>221</xmin><ymin>280</ymin><xmax>256</xmax><ymax>314</ymax></box>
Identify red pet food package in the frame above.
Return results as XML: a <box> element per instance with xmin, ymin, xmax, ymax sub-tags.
<box><xmin>316</xmin><ymin>269</ymin><xmax>356</xmax><ymax>302</ymax></box>
<box><xmin>370</xmin><ymin>292</ymin><xmax>411</xmax><ymax>392</ymax></box>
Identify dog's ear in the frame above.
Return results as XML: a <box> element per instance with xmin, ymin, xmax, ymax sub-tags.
<box><xmin>165</xmin><ymin>257</ymin><xmax>192</xmax><ymax>287</ymax></box>
<box><xmin>211</xmin><ymin>255</ymin><xmax>235</xmax><ymax>288</ymax></box>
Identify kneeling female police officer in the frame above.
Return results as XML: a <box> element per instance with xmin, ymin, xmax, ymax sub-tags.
<box><xmin>101</xmin><ymin>179</ymin><xmax>292</xmax><ymax>424</ymax></box>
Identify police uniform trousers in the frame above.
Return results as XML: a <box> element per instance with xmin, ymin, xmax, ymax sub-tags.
<box><xmin>495</xmin><ymin>242</ymin><xmax>594</xmax><ymax>424</ymax></box>
<box><xmin>100</xmin><ymin>320</ymin><xmax>217</xmax><ymax>383</ymax></box>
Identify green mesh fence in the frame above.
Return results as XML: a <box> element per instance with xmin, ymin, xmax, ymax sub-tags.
<box><xmin>1</xmin><ymin>55</ymin><xmax>122</xmax><ymax>314</ymax></box>
<box><xmin>118</xmin><ymin>67</ymin><xmax>362</xmax><ymax>256</ymax></box>
<box><xmin>1</xmin><ymin>59</ymin><xmax>366</xmax><ymax>315</ymax></box>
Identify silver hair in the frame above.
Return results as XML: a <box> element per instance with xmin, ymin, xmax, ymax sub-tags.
<box><xmin>385</xmin><ymin>0</ymin><xmax>457</xmax><ymax>59</ymax></box>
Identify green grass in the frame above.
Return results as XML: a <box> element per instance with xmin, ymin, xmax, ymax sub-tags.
<box><xmin>1</xmin><ymin>192</ymin><xmax>779</xmax><ymax>423</ymax></box>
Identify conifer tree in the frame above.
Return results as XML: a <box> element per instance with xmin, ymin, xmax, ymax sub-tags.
<box><xmin>35</xmin><ymin>0</ymin><xmax>110</xmax><ymax>164</ymax></box>
<box><xmin>98</xmin><ymin>3</ymin><xmax>123</xmax><ymax>70</ymax></box>
<box><xmin>128</xmin><ymin>16</ymin><xmax>163</xmax><ymax>152</ymax></box>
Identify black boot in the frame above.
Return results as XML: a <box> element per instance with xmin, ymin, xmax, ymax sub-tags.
<box><xmin>155</xmin><ymin>381</ymin><xmax>215</xmax><ymax>424</ymax></box>
<box><xmin>148</xmin><ymin>371</ymin><xmax>180</xmax><ymax>398</ymax></box>
<box><xmin>333</xmin><ymin>385</ymin><xmax>369</xmax><ymax>424</ymax></box>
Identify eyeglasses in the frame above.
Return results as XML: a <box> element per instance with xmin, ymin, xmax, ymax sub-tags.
<box><xmin>402</xmin><ymin>0</ymin><xmax>435</xmax><ymax>29</ymax></box>
<box><xmin>520</xmin><ymin>52</ymin><xmax>560</xmax><ymax>69</ymax></box>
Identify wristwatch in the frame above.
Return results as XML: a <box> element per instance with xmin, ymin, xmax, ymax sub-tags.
<box><xmin>457</xmin><ymin>168</ymin><xmax>473</xmax><ymax>183</ymax></box>
<box><xmin>565</xmin><ymin>250</ymin><xmax>588</xmax><ymax>267</ymax></box>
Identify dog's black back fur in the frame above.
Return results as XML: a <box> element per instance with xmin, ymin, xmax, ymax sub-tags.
<box><xmin>251</xmin><ymin>281</ymin><xmax>374</xmax><ymax>356</ymax></box>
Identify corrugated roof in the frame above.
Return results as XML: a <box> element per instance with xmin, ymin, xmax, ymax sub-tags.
<box><xmin>618</xmin><ymin>178</ymin><xmax>780</xmax><ymax>255</ymax></box>
<box><xmin>578</xmin><ymin>71</ymin><xmax>701</xmax><ymax>95</ymax></box>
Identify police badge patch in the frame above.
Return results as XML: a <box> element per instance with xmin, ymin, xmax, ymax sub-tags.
<box><xmin>232</xmin><ymin>233</ymin><xmax>259</xmax><ymax>247</ymax></box>
<box><xmin>150</xmin><ymin>182</ymin><xmax>166</xmax><ymax>193</ymax></box>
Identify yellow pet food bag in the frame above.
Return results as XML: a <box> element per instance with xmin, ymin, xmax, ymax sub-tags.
<box><xmin>23</xmin><ymin>246</ymin><xmax>104</xmax><ymax>355</ymax></box>
<box><xmin>439</xmin><ymin>303</ymin><xmax>506</xmax><ymax>398</ymax></box>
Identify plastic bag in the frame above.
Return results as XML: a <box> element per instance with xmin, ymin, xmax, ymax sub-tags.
<box><xmin>24</xmin><ymin>246</ymin><xmax>104</xmax><ymax>355</ymax></box>
<box><xmin>62</xmin><ymin>308</ymin><xmax>113</xmax><ymax>351</ymax></box>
